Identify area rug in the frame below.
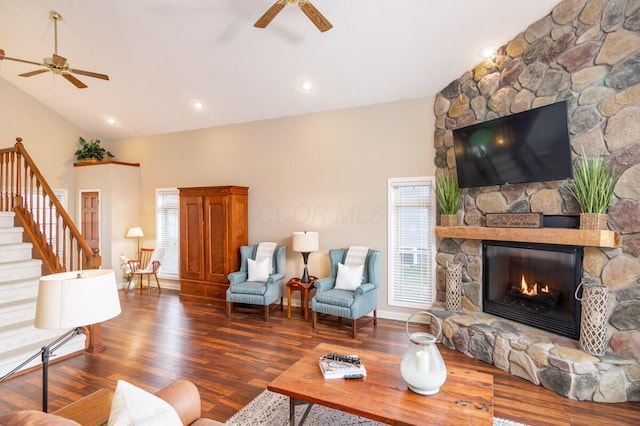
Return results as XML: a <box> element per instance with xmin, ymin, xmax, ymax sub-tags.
<box><xmin>225</xmin><ymin>389</ymin><xmax>528</xmax><ymax>426</ymax></box>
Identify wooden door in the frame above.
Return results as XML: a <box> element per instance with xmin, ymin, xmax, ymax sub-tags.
<box><xmin>81</xmin><ymin>191</ymin><xmax>100</xmax><ymax>252</ymax></box>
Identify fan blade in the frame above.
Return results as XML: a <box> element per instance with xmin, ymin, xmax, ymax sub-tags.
<box><xmin>1</xmin><ymin>51</ymin><xmax>43</xmax><ymax>66</ymax></box>
<box><xmin>19</xmin><ymin>69</ymin><xmax>50</xmax><ymax>77</ymax></box>
<box><xmin>62</xmin><ymin>73</ymin><xmax>88</xmax><ymax>89</ymax></box>
<box><xmin>254</xmin><ymin>0</ymin><xmax>286</xmax><ymax>28</ymax></box>
<box><xmin>70</xmin><ymin>68</ymin><xmax>109</xmax><ymax>81</ymax></box>
<box><xmin>299</xmin><ymin>1</ymin><xmax>332</xmax><ymax>32</ymax></box>
<box><xmin>52</xmin><ymin>54</ymin><xmax>67</xmax><ymax>67</ymax></box>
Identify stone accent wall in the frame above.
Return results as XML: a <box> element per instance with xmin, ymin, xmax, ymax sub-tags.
<box><xmin>434</xmin><ymin>0</ymin><xmax>640</xmax><ymax>402</ymax></box>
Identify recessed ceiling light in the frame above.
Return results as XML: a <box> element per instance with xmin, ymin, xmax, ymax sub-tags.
<box><xmin>300</xmin><ymin>80</ymin><xmax>312</xmax><ymax>91</ymax></box>
<box><xmin>192</xmin><ymin>100</ymin><xmax>205</xmax><ymax>110</ymax></box>
<box><xmin>105</xmin><ymin>116</ymin><xmax>118</xmax><ymax>126</ymax></box>
<box><xmin>481</xmin><ymin>47</ymin><xmax>496</xmax><ymax>59</ymax></box>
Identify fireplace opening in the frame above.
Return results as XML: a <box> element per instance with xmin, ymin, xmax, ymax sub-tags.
<box><xmin>482</xmin><ymin>240</ymin><xmax>583</xmax><ymax>339</ymax></box>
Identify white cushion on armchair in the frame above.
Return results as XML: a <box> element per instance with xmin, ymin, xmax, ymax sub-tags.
<box><xmin>247</xmin><ymin>257</ymin><xmax>270</xmax><ymax>282</ymax></box>
<box><xmin>334</xmin><ymin>263</ymin><xmax>364</xmax><ymax>291</ymax></box>
<box><xmin>108</xmin><ymin>380</ymin><xmax>181</xmax><ymax>426</ymax></box>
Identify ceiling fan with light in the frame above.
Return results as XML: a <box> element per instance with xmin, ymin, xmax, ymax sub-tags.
<box><xmin>254</xmin><ymin>0</ymin><xmax>333</xmax><ymax>32</ymax></box>
<box><xmin>0</xmin><ymin>10</ymin><xmax>109</xmax><ymax>89</ymax></box>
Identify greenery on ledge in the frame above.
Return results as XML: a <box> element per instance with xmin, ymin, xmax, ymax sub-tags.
<box><xmin>563</xmin><ymin>152</ymin><xmax>618</xmax><ymax>214</ymax></box>
<box><xmin>74</xmin><ymin>137</ymin><xmax>114</xmax><ymax>162</ymax></box>
<box><xmin>436</xmin><ymin>169</ymin><xmax>463</xmax><ymax>215</ymax></box>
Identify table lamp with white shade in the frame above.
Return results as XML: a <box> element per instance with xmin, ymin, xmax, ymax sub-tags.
<box><xmin>292</xmin><ymin>231</ymin><xmax>319</xmax><ymax>283</ymax></box>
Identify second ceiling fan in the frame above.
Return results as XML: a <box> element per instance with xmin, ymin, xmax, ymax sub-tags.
<box><xmin>254</xmin><ymin>0</ymin><xmax>333</xmax><ymax>32</ymax></box>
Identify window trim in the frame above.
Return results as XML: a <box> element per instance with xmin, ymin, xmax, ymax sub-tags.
<box><xmin>155</xmin><ymin>188</ymin><xmax>180</xmax><ymax>280</ymax></box>
<box><xmin>387</xmin><ymin>176</ymin><xmax>437</xmax><ymax>309</ymax></box>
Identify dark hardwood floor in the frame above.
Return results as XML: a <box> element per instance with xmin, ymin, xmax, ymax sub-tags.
<box><xmin>1</xmin><ymin>290</ymin><xmax>638</xmax><ymax>425</ymax></box>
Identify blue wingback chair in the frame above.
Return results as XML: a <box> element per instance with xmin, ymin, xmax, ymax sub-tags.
<box><xmin>226</xmin><ymin>245</ymin><xmax>286</xmax><ymax>321</ymax></box>
<box><xmin>311</xmin><ymin>248</ymin><xmax>380</xmax><ymax>338</ymax></box>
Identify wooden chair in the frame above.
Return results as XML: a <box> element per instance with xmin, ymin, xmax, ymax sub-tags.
<box><xmin>126</xmin><ymin>247</ymin><xmax>164</xmax><ymax>295</ymax></box>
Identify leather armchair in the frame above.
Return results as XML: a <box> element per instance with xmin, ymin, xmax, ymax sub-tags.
<box><xmin>156</xmin><ymin>379</ymin><xmax>222</xmax><ymax>425</ymax></box>
<box><xmin>226</xmin><ymin>245</ymin><xmax>286</xmax><ymax>321</ymax></box>
<box><xmin>311</xmin><ymin>248</ymin><xmax>381</xmax><ymax>338</ymax></box>
<box><xmin>0</xmin><ymin>379</ymin><xmax>221</xmax><ymax>426</ymax></box>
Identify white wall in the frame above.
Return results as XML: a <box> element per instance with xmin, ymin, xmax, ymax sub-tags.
<box><xmin>108</xmin><ymin>97</ymin><xmax>437</xmax><ymax>316</ymax></box>
<box><xmin>0</xmin><ymin>78</ymin><xmax>86</xmax><ymax>216</ymax></box>
<box><xmin>74</xmin><ymin>163</ymin><xmax>142</xmax><ymax>281</ymax></box>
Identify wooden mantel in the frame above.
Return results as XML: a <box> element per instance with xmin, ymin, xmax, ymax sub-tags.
<box><xmin>435</xmin><ymin>226</ymin><xmax>620</xmax><ymax>248</ymax></box>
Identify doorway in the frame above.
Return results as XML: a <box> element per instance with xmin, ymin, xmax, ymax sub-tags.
<box><xmin>81</xmin><ymin>191</ymin><xmax>100</xmax><ymax>253</ymax></box>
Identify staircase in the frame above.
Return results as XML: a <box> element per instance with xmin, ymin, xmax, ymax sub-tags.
<box><xmin>0</xmin><ymin>212</ymin><xmax>85</xmax><ymax>379</ymax></box>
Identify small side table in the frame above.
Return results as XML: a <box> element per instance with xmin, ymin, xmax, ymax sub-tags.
<box><xmin>287</xmin><ymin>276</ymin><xmax>317</xmax><ymax>321</ymax></box>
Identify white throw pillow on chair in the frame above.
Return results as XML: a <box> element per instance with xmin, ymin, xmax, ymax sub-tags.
<box><xmin>247</xmin><ymin>257</ymin><xmax>270</xmax><ymax>282</ymax></box>
<box><xmin>334</xmin><ymin>263</ymin><xmax>364</xmax><ymax>291</ymax></box>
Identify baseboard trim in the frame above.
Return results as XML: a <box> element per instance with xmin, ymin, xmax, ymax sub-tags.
<box><xmin>150</xmin><ymin>279</ymin><xmax>419</xmax><ymax>323</ymax></box>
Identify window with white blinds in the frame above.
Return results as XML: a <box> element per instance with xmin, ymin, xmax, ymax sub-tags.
<box><xmin>156</xmin><ymin>188</ymin><xmax>179</xmax><ymax>279</ymax></box>
<box><xmin>387</xmin><ymin>177</ymin><xmax>436</xmax><ymax>308</ymax></box>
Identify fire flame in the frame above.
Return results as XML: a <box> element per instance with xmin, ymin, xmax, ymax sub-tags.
<box><xmin>519</xmin><ymin>275</ymin><xmax>550</xmax><ymax>296</ymax></box>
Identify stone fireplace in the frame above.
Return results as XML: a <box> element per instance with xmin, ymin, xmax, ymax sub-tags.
<box><xmin>482</xmin><ymin>240</ymin><xmax>583</xmax><ymax>340</ymax></box>
<box><xmin>432</xmin><ymin>0</ymin><xmax>640</xmax><ymax>403</ymax></box>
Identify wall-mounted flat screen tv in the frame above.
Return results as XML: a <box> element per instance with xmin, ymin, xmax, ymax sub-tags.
<box><xmin>453</xmin><ymin>101</ymin><xmax>573</xmax><ymax>188</ymax></box>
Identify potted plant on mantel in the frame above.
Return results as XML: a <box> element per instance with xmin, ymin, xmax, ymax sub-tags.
<box><xmin>436</xmin><ymin>169</ymin><xmax>463</xmax><ymax>226</ymax></box>
<box><xmin>563</xmin><ymin>152</ymin><xmax>619</xmax><ymax>230</ymax></box>
<box><xmin>74</xmin><ymin>137</ymin><xmax>114</xmax><ymax>164</ymax></box>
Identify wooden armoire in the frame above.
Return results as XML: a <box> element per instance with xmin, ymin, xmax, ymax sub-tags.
<box><xmin>178</xmin><ymin>186</ymin><xmax>248</xmax><ymax>306</ymax></box>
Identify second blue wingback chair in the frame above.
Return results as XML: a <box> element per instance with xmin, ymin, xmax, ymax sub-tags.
<box><xmin>226</xmin><ymin>244</ymin><xmax>286</xmax><ymax>321</ymax></box>
<box><xmin>311</xmin><ymin>248</ymin><xmax>381</xmax><ymax>338</ymax></box>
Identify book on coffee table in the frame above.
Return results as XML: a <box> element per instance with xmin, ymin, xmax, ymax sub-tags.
<box><xmin>318</xmin><ymin>355</ymin><xmax>367</xmax><ymax>379</ymax></box>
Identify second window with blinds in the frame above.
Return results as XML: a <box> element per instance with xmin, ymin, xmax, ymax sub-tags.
<box><xmin>156</xmin><ymin>188</ymin><xmax>180</xmax><ymax>279</ymax></box>
<box><xmin>387</xmin><ymin>177</ymin><xmax>436</xmax><ymax>308</ymax></box>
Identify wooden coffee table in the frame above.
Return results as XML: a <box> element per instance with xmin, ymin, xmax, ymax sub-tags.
<box><xmin>268</xmin><ymin>342</ymin><xmax>493</xmax><ymax>426</ymax></box>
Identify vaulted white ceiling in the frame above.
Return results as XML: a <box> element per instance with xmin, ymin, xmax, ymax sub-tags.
<box><xmin>0</xmin><ymin>1</ymin><xmax>559</xmax><ymax>141</ymax></box>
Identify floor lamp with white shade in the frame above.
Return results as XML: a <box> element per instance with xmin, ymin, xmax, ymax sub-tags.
<box><xmin>0</xmin><ymin>269</ymin><xmax>121</xmax><ymax>412</ymax></box>
<box><xmin>126</xmin><ymin>226</ymin><xmax>144</xmax><ymax>257</ymax></box>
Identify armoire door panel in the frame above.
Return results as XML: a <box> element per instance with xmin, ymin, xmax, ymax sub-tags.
<box><xmin>204</xmin><ymin>195</ymin><xmax>227</xmax><ymax>282</ymax></box>
<box><xmin>228</xmin><ymin>195</ymin><xmax>248</xmax><ymax>272</ymax></box>
<box><xmin>180</xmin><ymin>196</ymin><xmax>204</xmax><ymax>280</ymax></box>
